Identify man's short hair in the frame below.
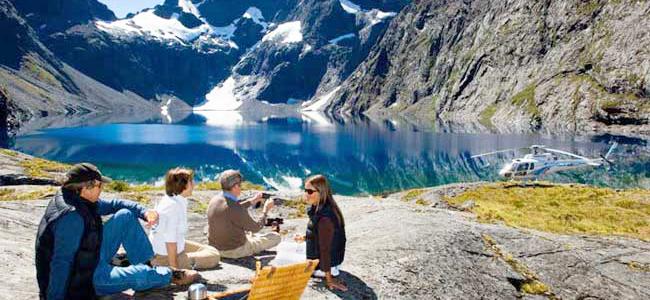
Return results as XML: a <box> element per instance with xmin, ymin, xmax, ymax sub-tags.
<box><xmin>219</xmin><ymin>169</ymin><xmax>242</xmax><ymax>191</ymax></box>
<box><xmin>165</xmin><ymin>168</ymin><xmax>194</xmax><ymax>196</ymax></box>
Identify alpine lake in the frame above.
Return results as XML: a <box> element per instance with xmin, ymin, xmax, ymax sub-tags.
<box><xmin>11</xmin><ymin>111</ymin><xmax>650</xmax><ymax>195</ymax></box>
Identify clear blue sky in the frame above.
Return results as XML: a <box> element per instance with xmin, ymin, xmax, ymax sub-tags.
<box><xmin>99</xmin><ymin>0</ymin><xmax>163</xmax><ymax>18</ymax></box>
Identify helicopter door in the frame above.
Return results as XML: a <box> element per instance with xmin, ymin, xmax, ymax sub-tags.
<box><xmin>515</xmin><ymin>163</ymin><xmax>529</xmax><ymax>176</ymax></box>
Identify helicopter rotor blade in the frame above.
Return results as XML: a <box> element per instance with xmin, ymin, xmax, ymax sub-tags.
<box><xmin>541</xmin><ymin>148</ymin><xmax>589</xmax><ymax>160</ymax></box>
<box><xmin>470</xmin><ymin>148</ymin><xmax>519</xmax><ymax>159</ymax></box>
<box><xmin>604</xmin><ymin>142</ymin><xmax>618</xmax><ymax>160</ymax></box>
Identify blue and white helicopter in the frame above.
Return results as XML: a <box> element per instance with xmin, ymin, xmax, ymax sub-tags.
<box><xmin>471</xmin><ymin>143</ymin><xmax>618</xmax><ymax>180</ymax></box>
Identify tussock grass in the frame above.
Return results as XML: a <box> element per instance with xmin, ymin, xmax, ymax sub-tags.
<box><xmin>0</xmin><ymin>149</ymin><xmax>19</xmax><ymax>157</ymax></box>
<box><xmin>285</xmin><ymin>197</ymin><xmax>308</xmax><ymax>218</ymax></box>
<box><xmin>121</xmin><ymin>192</ymin><xmax>151</xmax><ymax>205</ymax></box>
<box><xmin>447</xmin><ymin>183</ymin><xmax>650</xmax><ymax>240</ymax></box>
<box><xmin>627</xmin><ymin>261</ymin><xmax>650</xmax><ymax>272</ymax></box>
<box><xmin>192</xmin><ymin>200</ymin><xmax>210</xmax><ymax>214</ymax></box>
<box><xmin>105</xmin><ymin>180</ymin><xmax>163</xmax><ymax>193</ymax></box>
<box><xmin>19</xmin><ymin>157</ymin><xmax>69</xmax><ymax>178</ymax></box>
<box><xmin>106</xmin><ymin>179</ymin><xmax>264</xmax><ymax>193</ymax></box>
<box><xmin>402</xmin><ymin>189</ymin><xmax>426</xmax><ymax>202</ymax></box>
<box><xmin>482</xmin><ymin>234</ymin><xmax>556</xmax><ymax>298</ymax></box>
<box><xmin>0</xmin><ymin>187</ymin><xmax>57</xmax><ymax>201</ymax></box>
<box><xmin>415</xmin><ymin>198</ymin><xmax>430</xmax><ymax>206</ymax></box>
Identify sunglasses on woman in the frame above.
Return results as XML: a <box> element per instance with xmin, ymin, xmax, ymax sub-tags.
<box><xmin>304</xmin><ymin>188</ymin><xmax>317</xmax><ymax>195</ymax></box>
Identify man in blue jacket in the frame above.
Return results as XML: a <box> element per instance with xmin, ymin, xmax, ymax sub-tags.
<box><xmin>35</xmin><ymin>163</ymin><xmax>198</xmax><ymax>299</ymax></box>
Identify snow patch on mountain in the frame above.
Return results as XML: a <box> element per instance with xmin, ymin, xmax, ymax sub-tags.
<box><xmin>339</xmin><ymin>0</ymin><xmax>397</xmax><ymax>27</ymax></box>
<box><xmin>178</xmin><ymin>0</ymin><xmax>201</xmax><ymax>17</ymax></box>
<box><xmin>194</xmin><ymin>76</ymin><xmax>246</xmax><ymax>111</ymax></box>
<box><xmin>97</xmin><ymin>5</ymin><xmax>272</xmax><ymax>50</ymax></box>
<box><xmin>302</xmin><ymin>87</ymin><xmax>341</xmax><ymax>111</ymax></box>
<box><xmin>262</xmin><ymin>21</ymin><xmax>303</xmax><ymax>44</ymax></box>
<box><xmin>368</xmin><ymin>10</ymin><xmax>397</xmax><ymax>25</ymax></box>
<box><xmin>242</xmin><ymin>7</ymin><xmax>268</xmax><ymax>31</ymax></box>
<box><xmin>340</xmin><ymin>0</ymin><xmax>361</xmax><ymax>14</ymax></box>
<box><xmin>96</xmin><ymin>10</ymin><xmax>213</xmax><ymax>45</ymax></box>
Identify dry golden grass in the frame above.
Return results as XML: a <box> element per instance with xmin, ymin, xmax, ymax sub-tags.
<box><xmin>402</xmin><ymin>189</ymin><xmax>426</xmax><ymax>202</ymax></box>
<box><xmin>285</xmin><ymin>197</ymin><xmax>308</xmax><ymax>218</ymax></box>
<box><xmin>0</xmin><ymin>187</ymin><xmax>57</xmax><ymax>201</ymax></box>
<box><xmin>105</xmin><ymin>180</ymin><xmax>163</xmax><ymax>193</ymax></box>
<box><xmin>19</xmin><ymin>157</ymin><xmax>69</xmax><ymax>178</ymax></box>
<box><xmin>0</xmin><ymin>149</ymin><xmax>19</xmax><ymax>157</ymax></box>
<box><xmin>446</xmin><ymin>183</ymin><xmax>650</xmax><ymax>241</ymax></box>
<box><xmin>482</xmin><ymin>234</ymin><xmax>555</xmax><ymax>297</ymax></box>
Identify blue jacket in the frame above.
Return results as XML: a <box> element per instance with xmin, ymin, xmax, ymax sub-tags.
<box><xmin>35</xmin><ymin>188</ymin><xmax>148</xmax><ymax>300</ymax></box>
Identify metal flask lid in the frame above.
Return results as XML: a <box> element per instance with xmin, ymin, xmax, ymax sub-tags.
<box><xmin>187</xmin><ymin>283</ymin><xmax>208</xmax><ymax>300</ymax></box>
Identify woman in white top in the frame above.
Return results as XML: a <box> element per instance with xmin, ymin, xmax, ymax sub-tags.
<box><xmin>150</xmin><ymin>168</ymin><xmax>220</xmax><ymax>269</ymax></box>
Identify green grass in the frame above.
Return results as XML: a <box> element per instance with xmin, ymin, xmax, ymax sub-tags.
<box><xmin>577</xmin><ymin>0</ymin><xmax>601</xmax><ymax>16</ymax></box>
<box><xmin>479</xmin><ymin>104</ymin><xmax>498</xmax><ymax>128</ymax></box>
<box><xmin>22</xmin><ymin>55</ymin><xmax>61</xmax><ymax>88</ymax></box>
<box><xmin>19</xmin><ymin>157</ymin><xmax>69</xmax><ymax>178</ymax></box>
<box><xmin>510</xmin><ymin>84</ymin><xmax>540</xmax><ymax>118</ymax></box>
<box><xmin>570</xmin><ymin>73</ymin><xmax>649</xmax><ymax>113</ymax></box>
<box><xmin>446</xmin><ymin>183</ymin><xmax>650</xmax><ymax>241</ymax></box>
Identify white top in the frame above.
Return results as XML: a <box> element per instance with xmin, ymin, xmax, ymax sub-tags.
<box><xmin>149</xmin><ymin>194</ymin><xmax>188</xmax><ymax>255</ymax></box>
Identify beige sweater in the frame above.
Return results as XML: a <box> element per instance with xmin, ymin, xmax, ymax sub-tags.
<box><xmin>207</xmin><ymin>194</ymin><xmax>266</xmax><ymax>251</ymax></box>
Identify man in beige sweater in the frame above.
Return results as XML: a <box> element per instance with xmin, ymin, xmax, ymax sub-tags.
<box><xmin>207</xmin><ymin>170</ymin><xmax>281</xmax><ymax>258</ymax></box>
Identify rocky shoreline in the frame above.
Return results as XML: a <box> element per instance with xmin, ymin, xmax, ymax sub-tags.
<box><xmin>0</xmin><ymin>150</ymin><xmax>649</xmax><ymax>299</ymax></box>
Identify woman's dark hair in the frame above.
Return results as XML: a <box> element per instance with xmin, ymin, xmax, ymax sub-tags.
<box><xmin>306</xmin><ymin>174</ymin><xmax>345</xmax><ymax>228</ymax></box>
<box><xmin>165</xmin><ymin>168</ymin><xmax>194</xmax><ymax>196</ymax></box>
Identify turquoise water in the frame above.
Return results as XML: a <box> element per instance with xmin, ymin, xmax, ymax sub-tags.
<box><xmin>11</xmin><ymin>113</ymin><xmax>650</xmax><ymax>195</ymax></box>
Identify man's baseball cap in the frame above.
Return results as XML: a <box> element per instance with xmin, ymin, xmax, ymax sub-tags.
<box><xmin>65</xmin><ymin>163</ymin><xmax>112</xmax><ymax>184</ymax></box>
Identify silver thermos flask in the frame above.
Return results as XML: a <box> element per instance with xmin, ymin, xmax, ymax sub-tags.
<box><xmin>187</xmin><ymin>283</ymin><xmax>208</xmax><ymax>300</ymax></box>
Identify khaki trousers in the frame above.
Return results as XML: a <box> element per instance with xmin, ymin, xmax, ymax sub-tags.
<box><xmin>220</xmin><ymin>232</ymin><xmax>282</xmax><ymax>259</ymax></box>
<box><xmin>151</xmin><ymin>240</ymin><xmax>220</xmax><ymax>269</ymax></box>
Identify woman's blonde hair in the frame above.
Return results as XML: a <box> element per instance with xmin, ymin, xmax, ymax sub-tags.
<box><xmin>165</xmin><ymin>168</ymin><xmax>194</xmax><ymax>196</ymax></box>
<box><xmin>306</xmin><ymin>174</ymin><xmax>345</xmax><ymax>227</ymax></box>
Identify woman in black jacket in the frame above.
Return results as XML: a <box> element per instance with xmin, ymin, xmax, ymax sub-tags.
<box><xmin>295</xmin><ymin>174</ymin><xmax>347</xmax><ymax>291</ymax></box>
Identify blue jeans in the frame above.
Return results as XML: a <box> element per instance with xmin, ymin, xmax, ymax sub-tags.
<box><xmin>93</xmin><ymin>209</ymin><xmax>172</xmax><ymax>296</ymax></box>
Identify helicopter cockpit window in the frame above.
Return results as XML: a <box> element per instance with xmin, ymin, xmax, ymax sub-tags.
<box><xmin>517</xmin><ymin>163</ymin><xmax>529</xmax><ymax>171</ymax></box>
<box><xmin>529</xmin><ymin>163</ymin><xmax>535</xmax><ymax>170</ymax></box>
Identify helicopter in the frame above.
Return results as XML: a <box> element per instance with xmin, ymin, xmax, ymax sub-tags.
<box><xmin>470</xmin><ymin>143</ymin><xmax>618</xmax><ymax>181</ymax></box>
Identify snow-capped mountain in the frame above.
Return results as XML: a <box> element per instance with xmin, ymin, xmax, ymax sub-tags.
<box><xmin>5</xmin><ymin>0</ymin><xmax>409</xmax><ymax>108</ymax></box>
<box><xmin>195</xmin><ymin>0</ymin><xmax>407</xmax><ymax>111</ymax></box>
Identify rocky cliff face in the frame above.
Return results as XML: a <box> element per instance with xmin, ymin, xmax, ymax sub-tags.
<box><xmin>0</xmin><ymin>0</ymin><xmax>158</xmax><ymax>139</ymax></box>
<box><xmin>330</xmin><ymin>0</ymin><xmax>650</xmax><ymax>134</ymax></box>
<box><xmin>201</xmin><ymin>0</ymin><xmax>407</xmax><ymax>110</ymax></box>
<box><xmin>10</xmin><ymin>0</ymin><xmax>115</xmax><ymax>35</ymax></box>
<box><xmin>7</xmin><ymin>0</ymin><xmax>409</xmax><ymax>107</ymax></box>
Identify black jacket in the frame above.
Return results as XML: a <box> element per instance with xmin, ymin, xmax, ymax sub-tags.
<box><xmin>36</xmin><ymin>188</ymin><xmax>102</xmax><ymax>299</ymax></box>
<box><xmin>35</xmin><ymin>188</ymin><xmax>147</xmax><ymax>300</ymax></box>
<box><xmin>306</xmin><ymin>203</ymin><xmax>346</xmax><ymax>270</ymax></box>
